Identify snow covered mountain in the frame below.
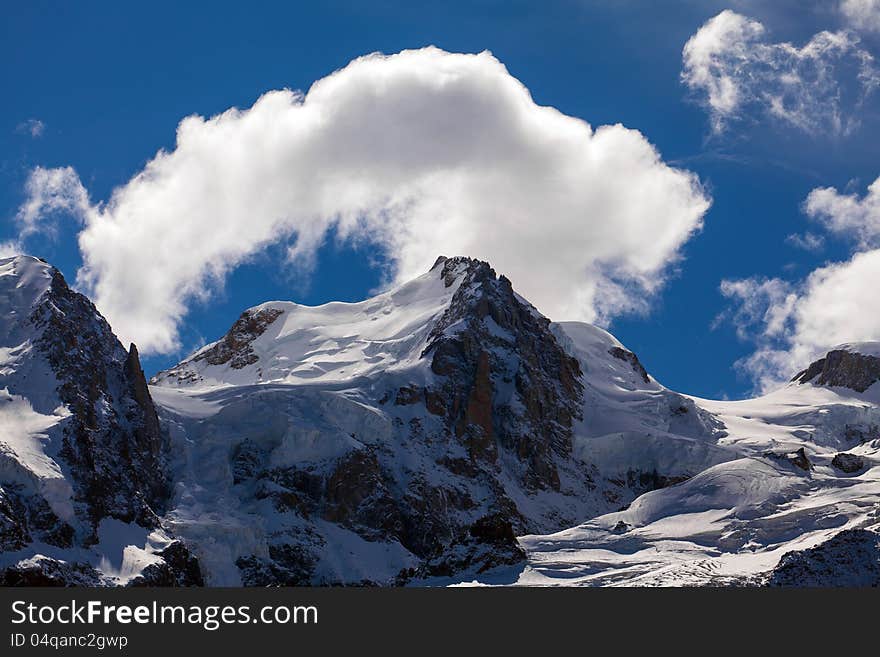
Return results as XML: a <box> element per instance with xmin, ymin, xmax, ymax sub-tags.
<box><xmin>147</xmin><ymin>256</ymin><xmax>752</xmax><ymax>585</ymax></box>
<box><xmin>511</xmin><ymin>346</ymin><xmax>880</xmax><ymax>587</ymax></box>
<box><xmin>2</xmin><ymin>254</ymin><xmax>878</xmax><ymax>586</ymax></box>
<box><xmin>0</xmin><ymin>255</ymin><xmax>201</xmax><ymax>585</ymax></box>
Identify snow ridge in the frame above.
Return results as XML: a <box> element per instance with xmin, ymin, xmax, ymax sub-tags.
<box><xmin>3</xmin><ymin>254</ymin><xmax>880</xmax><ymax>587</ymax></box>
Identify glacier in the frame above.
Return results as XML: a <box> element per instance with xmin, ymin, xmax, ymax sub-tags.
<box><xmin>1</xmin><ymin>254</ymin><xmax>878</xmax><ymax>586</ymax></box>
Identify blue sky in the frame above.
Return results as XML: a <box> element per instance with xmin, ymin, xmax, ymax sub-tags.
<box><xmin>3</xmin><ymin>0</ymin><xmax>880</xmax><ymax>399</ymax></box>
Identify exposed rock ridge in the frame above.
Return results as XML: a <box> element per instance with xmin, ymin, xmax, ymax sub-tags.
<box><xmin>193</xmin><ymin>307</ymin><xmax>285</xmax><ymax>369</ymax></box>
<box><xmin>421</xmin><ymin>256</ymin><xmax>584</xmax><ymax>491</ymax></box>
<box><xmin>608</xmin><ymin>346</ymin><xmax>650</xmax><ymax>384</ymax></box>
<box><xmin>767</xmin><ymin>529</ymin><xmax>880</xmax><ymax>587</ymax></box>
<box><xmin>793</xmin><ymin>349</ymin><xmax>880</xmax><ymax>393</ymax></box>
<box><xmin>1</xmin><ymin>258</ymin><xmax>202</xmax><ymax>586</ymax></box>
<box><xmin>30</xmin><ymin>269</ymin><xmax>169</xmax><ymax>532</ymax></box>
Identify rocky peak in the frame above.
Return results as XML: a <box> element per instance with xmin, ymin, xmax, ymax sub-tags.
<box><xmin>150</xmin><ymin>306</ymin><xmax>285</xmax><ymax>385</ymax></box>
<box><xmin>792</xmin><ymin>344</ymin><xmax>880</xmax><ymax>393</ymax></box>
<box><xmin>29</xmin><ymin>265</ymin><xmax>170</xmax><ymax>531</ymax></box>
<box><xmin>194</xmin><ymin>307</ymin><xmax>285</xmax><ymax>369</ymax></box>
<box><xmin>419</xmin><ymin>256</ymin><xmax>584</xmax><ymax>492</ymax></box>
<box><xmin>1</xmin><ymin>256</ymin><xmax>201</xmax><ymax>585</ymax></box>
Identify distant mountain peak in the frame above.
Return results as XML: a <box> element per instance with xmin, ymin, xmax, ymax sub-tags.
<box><xmin>7</xmin><ymin>253</ymin><xmax>880</xmax><ymax>588</ymax></box>
<box><xmin>792</xmin><ymin>342</ymin><xmax>880</xmax><ymax>393</ymax></box>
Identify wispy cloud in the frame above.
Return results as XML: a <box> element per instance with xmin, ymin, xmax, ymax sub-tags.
<box><xmin>840</xmin><ymin>0</ymin><xmax>880</xmax><ymax>32</ymax></box>
<box><xmin>2</xmin><ymin>166</ymin><xmax>90</xmax><ymax>258</ymax></box>
<box><xmin>784</xmin><ymin>231</ymin><xmax>825</xmax><ymax>252</ymax></box>
<box><xmin>15</xmin><ymin>118</ymin><xmax>45</xmax><ymax>138</ymax></box>
<box><xmin>682</xmin><ymin>10</ymin><xmax>880</xmax><ymax>136</ymax></box>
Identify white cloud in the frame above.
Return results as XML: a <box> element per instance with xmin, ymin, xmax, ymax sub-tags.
<box><xmin>1</xmin><ymin>167</ymin><xmax>90</xmax><ymax>258</ymax></box>
<box><xmin>15</xmin><ymin>119</ymin><xmax>45</xmax><ymax>138</ymax></box>
<box><xmin>721</xmin><ymin>245</ymin><xmax>880</xmax><ymax>393</ymax></box>
<box><xmin>0</xmin><ymin>240</ymin><xmax>22</xmax><ymax>258</ymax></box>
<box><xmin>16</xmin><ymin>166</ymin><xmax>91</xmax><ymax>240</ymax></box>
<box><xmin>785</xmin><ymin>231</ymin><xmax>825</xmax><ymax>252</ymax></box>
<box><xmin>841</xmin><ymin>0</ymin><xmax>880</xmax><ymax>32</ymax></box>
<box><xmin>719</xmin><ymin>277</ymin><xmax>798</xmax><ymax>342</ymax></box>
<box><xmin>19</xmin><ymin>48</ymin><xmax>710</xmax><ymax>354</ymax></box>
<box><xmin>682</xmin><ymin>10</ymin><xmax>880</xmax><ymax>135</ymax></box>
<box><xmin>804</xmin><ymin>176</ymin><xmax>880</xmax><ymax>247</ymax></box>
<box><xmin>721</xmin><ymin>175</ymin><xmax>880</xmax><ymax>392</ymax></box>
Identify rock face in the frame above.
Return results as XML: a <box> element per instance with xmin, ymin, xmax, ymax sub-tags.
<box><xmin>421</xmin><ymin>257</ymin><xmax>584</xmax><ymax>493</ymax></box>
<box><xmin>0</xmin><ymin>556</ymin><xmax>110</xmax><ymax>587</ymax></box>
<box><xmin>608</xmin><ymin>346</ymin><xmax>650</xmax><ymax>384</ymax></box>
<box><xmin>765</xmin><ymin>447</ymin><xmax>812</xmax><ymax>472</ymax></box>
<box><xmin>793</xmin><ymin>348</ymin><xmax>880</xmax><ymax>393</ymax></box>
<box><xmin>166</xmin><ymin>307</ymin><xmax>284</xmax><ymax>379</ymax></box>
<box><xmin>155</xmin><ymin>256</ymin><xmax>693</xmax><ymax>585</ymax></box>
<box><xmin>31</xmin><ymin>268</ymin><xmax>169</xmax><ymax>531</ymax></box>
<box><xmin>831</xmin><ymin>452</ymin><xmax>865</xmax><ymax>473</ymax></box>
<box><xmin>767</xmin><ymin>529</ymin><xmax>880</xmax><ymax>587</ymax></box>
<box><xmin>0</xmin><ymin>255</ymin><xmax>200</xmax><ymax>586</ymax></box>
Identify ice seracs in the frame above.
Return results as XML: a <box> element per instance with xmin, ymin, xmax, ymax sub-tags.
<box><xmin>2</xmin><ymin>253</ymin><xmax>879</xmax><ymax>586</ymax></box>
<box><xmin>150</xmin><ymin>256</ymin><xmax>729</xmax><ymax>585</ymax></box>
<box><xmin>508</xmin><ymin>343</ymin><xmax>880</xmax><ymax>587</ymax></box>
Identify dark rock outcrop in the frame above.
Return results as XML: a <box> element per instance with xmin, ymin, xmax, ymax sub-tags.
<box><xmin>422</xmin><ymin>257</ymin><xmax>584</xmax><ymax>493</ymax></box>
<box><xmin>831</xmin><ymin>452</ymin><xmax>865</xmax><ymax>473</ymax></box>
<box><xmin>609</xmin><ymin>346</ymin><xmax>650</xmax><ymax>384</ymax></box>
<box><xmin>128</xmin><ymin>542</ymin><xmax>204</xmax><ymax>587</ymax></box>
<box><xmin>765</xmin><ymin>447</ymin><xmax>812</xmax><ymax>472</ymax></box>
<box><xmin>30</xmin><ymin>268</ymin><xmax>169</xmax><ymax>533</ymax></box>
<box><xmin>0</xmin><ymin>485</ymin><xmax>74</xmax><ymax>551</ymax></box>
<box><xmin>767</xmin><ymin>529</ymin><xmax>880</xmax><ymax>587</ymax></box>
<box><xmin>237</xmin><ymin>544</ymin><xmax>317</xmax><ymax>586</ymax></box>
<box><xmin>0</xmin><ymin>257</ymin><xmax>201</xmax><ymax>587</ymax></box>
<box><xmin>0</xmin><ymin>557</ymin><xmax>109</xmax><ymax>587</ymax></box>
<box><xmin>192</xmin><ymin>307</ymin><xmax>284</xmax><ymax>370</ymax></box>
<box><xmin>793</xmin><ymin>349</ymin><xmax>880</xmax><ymax>393</ymax></box>
<box><xmin>417</xmin><ymin>514</ymin><xmax>526</xmax><ymax>579</ymax></box>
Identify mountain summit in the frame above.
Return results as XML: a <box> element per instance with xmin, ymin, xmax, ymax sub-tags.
<box><xmin>2</xmin><ymin>254</ymin><xmax>878</xmax><ymax>586</ymax></box>
<box><xmin>0</xmin><ymin>255</ymin><xmax>200</xmax><ymax>585</ymax></box>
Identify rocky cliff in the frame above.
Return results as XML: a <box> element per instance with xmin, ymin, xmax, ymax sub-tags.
<box><xmin>793</xmin><ymin>346</ymin><xmax>880</xmax><ymax>393</ymax></box>
<box><xmin>0</xmin><ymin>255</ymin><xmax>201</xmax><ymax>586</ymax></box>
<box><xmin>151</xmin><ymin>256</ymin><xmax>726</xmax><ymax>585</ymax></box>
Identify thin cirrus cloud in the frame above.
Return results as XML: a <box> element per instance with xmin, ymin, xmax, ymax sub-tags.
<box><xmin>784</xmin><ymin>231</ymin><xmax>825</xmax><ymax>252</ymax></box>
<box><xmin>15</xmin><ymin>118</ymin><xmax>45</xmax><ymax>138</ymax></box>
<box><xmin>681</xmin><ymin>9</ymin><xmax>880</xmax><ymax>136</ymax></box>
<box><xmin>841</xmin><ymin>0</ymin><xmax>880</xmax><ymax>32</ymax></box>
<box><xmin>1</xmin><ymin>166</ymin><xmax>91</xmax><ymax>257</ymax></box>
<box><xmin>14</xmin><ymin>47</ymin><xmax>711</xmax><ymax>355</ymax></box>
<box><xmin>720</xmin><ymin>176</ymin><xmax>880</xmax><ymax>393</ymax></box>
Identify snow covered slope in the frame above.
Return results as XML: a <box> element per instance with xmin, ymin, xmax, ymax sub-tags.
<box><xmin>0</xmin><ymin>255</ymin><xmax>201</xmax><ymax>586</ymax></box>
<box><xmin>150</xmin><ymin>257</ymin><xmax>732</xmax><ymax>585</ymax></box>
<box><xmin>152</xmin><ymin>258</ymin><xmax>466</xmax><ymax>389</ymax></box>
<box><xmin>5</xmin><ymin>253</ymin><xmax>878</xmax><ymax>587</ymax></box>
<box><xmin>497</xmin><ymin>350</ymin><xmax>880</xmax><ymax>587</ymax></box>
<box><xmin>555</xmin><ymin>321</ymin><xmax>732</xmax><ymax>491</ymax></box>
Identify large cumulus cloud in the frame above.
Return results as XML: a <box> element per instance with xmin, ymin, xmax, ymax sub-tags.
<box><xmin>19</xmin><ymin>47</ymin><xmax>710</xmax><ymax>354</ymax></box>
